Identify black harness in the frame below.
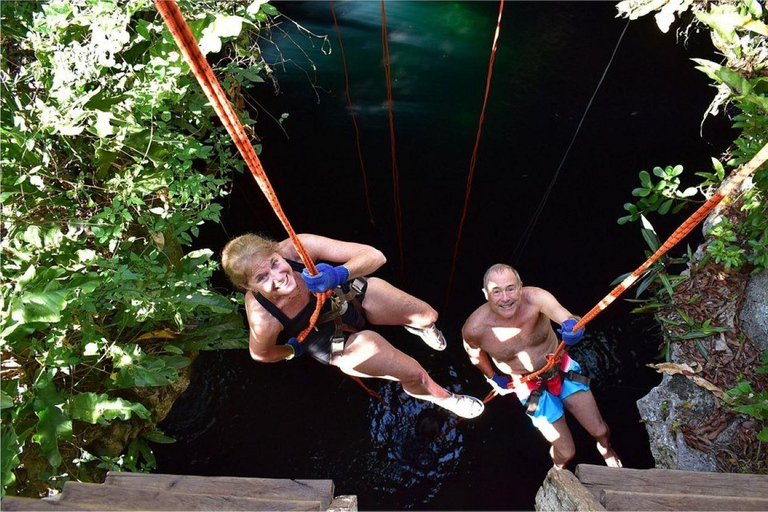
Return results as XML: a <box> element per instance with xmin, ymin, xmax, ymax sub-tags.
<box><xmin>253</xmin><ymin>259</ymin><xmax>366</xmax><ymax>358</ymax></box>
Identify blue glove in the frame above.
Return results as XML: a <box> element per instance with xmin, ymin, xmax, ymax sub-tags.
<box><xmin>285</xmin><ymin>337</ymin><xmax>305</xmax><ymax>360</ymax></box>
<box><xmin>558</xmin><ymin>318</ymin><xmax>584</xmax><ymax>346</ymax></box>
<box><xmin>301</xmin><ymin>263</ymin><xmax>349</xmax><ymax>293</ymax></box>
<box><xmin>486</xmin><ymin>374</ymin><xmax>514</xmax><ymax>395</ymax></box>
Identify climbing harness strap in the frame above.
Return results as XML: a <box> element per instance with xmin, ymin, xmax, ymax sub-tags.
<box><xmin>326</xmin><ymin>278</ymin><xmax>368</xmax><ymax>357</ymax></box>
<box><xmin>522</xmin><ymin>352</ymin><xmax>590</xmax><ymax>415</ymax></box>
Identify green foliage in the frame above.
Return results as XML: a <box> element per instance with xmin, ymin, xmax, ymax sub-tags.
<box><xmin>615</xmin><ymin>0</ymin><xmax>768</xmax><ymax>450</ymax></box>
<box><xmin>726</xmin><ymin>352</ymin><xmax>768</xmax><ymax>443</ymax></box>
<box><xmin>617</xmin><ymin>0</ymin><xmax>768</xmax><ymax>276</ymax></box>
<box><xmin>618</xmin><ymin>165</ymin><xmax>700</xmax><ymax>224</ymax></box>
<box><xmin>0</xmin><ymin>0</ymin><xmax>281</xmax><ymax>496</ymax></box>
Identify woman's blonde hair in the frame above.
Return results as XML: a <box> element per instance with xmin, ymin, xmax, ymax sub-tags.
<box><xmin>221</xmin><ymin>234</ymin><xmax>280</xmax><ymax>290</ymax></box>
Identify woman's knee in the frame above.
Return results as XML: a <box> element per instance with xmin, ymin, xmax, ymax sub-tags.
<box><xmin>422</xmin><ymin>306</ymin><xmax>438</xmax><ymax>326</ymax></box>
<box><xmin>409</xmin><ymin>305</ymin><xmax>438</xmax><ymax>328</ymax></box>
<box><xmin>399</xmin><ymin>364</ymin><xmax>431</xmax><ymax>388</ymax></box>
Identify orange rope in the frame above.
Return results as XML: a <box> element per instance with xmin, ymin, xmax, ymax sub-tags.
<box><xmin>380</xmin><ymin>0</ymin><xmax>405</xmax><ymax>283</ymax></box>
<box><xmin>350</xmin><ymin>376</ymin><xmax>392</xmax><ymax>410</ymax></box>
<box><xmin>329</xmin><ymin>0</ymin><xmax>375</xmax><ymax>226</ymax></box>
<box><xmin>445</xmin><ymin>0</ymin><xmax>505</xmax><ymax>309</ymax></box>
<box><xmin>521</xmin><ymin>142</ymin><xmax>768</xmax><ymax>383</ymax></box>
<box><xmin>153</xmin><ymin>0</ymin><xmax>328</xmax><ymax>342</ymax></box>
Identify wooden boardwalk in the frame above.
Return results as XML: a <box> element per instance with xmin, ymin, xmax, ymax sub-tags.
<box><xmin>1</xmin><ymin>472</ymin><xmax>357</xmax><ymax>511</ymax></box>
<box><xmin>575</xmin><ymin>464</ymin><xmax>768</xmax><ymax>511</ymax></box>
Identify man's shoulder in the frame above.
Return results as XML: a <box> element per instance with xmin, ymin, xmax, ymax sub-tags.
<box><xmin>463</xmin><ymin>304</ymin><xmax>491</xmax><ymax>336</ymax></box>
<box><xmin>522</xmin><ymin>286</ymin><xmax>554</xmax><ymax>305</ymax></box>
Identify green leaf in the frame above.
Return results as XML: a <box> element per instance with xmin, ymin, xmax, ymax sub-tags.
<box><xmin>32</xmin><ymin>380</ymin><xmax>71</xmax><ymax>470</ymax></box>
<box><xmin>639</xmin><ymin>170</ymin><xmax>652</xmax><ymax>188</ymax></box>
<box><xmin>711</xmin><ymin>157</ymin><xmax>725</xmax><ymax>180</ymax></box>
<box><xmin>261</xmin><ymin>3</ymin><xmax>279</xmax><ymax>15</ymax></box>
<box><xmin>632</xmin><ymin>187</ymin><xmax>651</xmax><ymax>197</ymax></box>
<box><xmin>1</xmin><ymin>427</ymin><xmax>21</xmax><ymax>488</ymax></box>
<box><xmin>143</xmin><ymin>429</ymin><xmax>176</xmax><ymax>444</ymax></box>
<box><xmin>734</xmin><ymin>403</ymin><xmax>768</xmax><ymax>420</ymax></box>
<box><xmin>0</xmin><ymin>391</ymin><xmax>13</xmax><ymax>409</ymax></box>
<box><xmin>68</xmin><ymin>393</ymin><xmax>151</xmax><ymax>425</ymax></box>
<box><xmin>658</xmin><ymin>199</ymin><xmax>673</xmax><ymax>215</ymax></box>
<box><xmin>182</xmin><ymin>290</ymin><xmax>234</xmax><ymax>314</ymax></box>
<box><xmin>758</xmin><ymin>427</ymin><xmax>768</xmax><ymax>443</ymax></box>
<box><xmin>11</xmin><ymin>289</ymin><xmax>71</xmax><ymax>325</ymax></box>
<box><xmin>163</xmin><ymin>344</ymin><xmax>184</xmax><ymax>355</ymax></box>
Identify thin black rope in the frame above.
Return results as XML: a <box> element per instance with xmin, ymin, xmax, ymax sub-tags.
<box><xmin>512</xmin><ymin>19</ymin><xmax>630</xmax><ymax>264</ymax></box>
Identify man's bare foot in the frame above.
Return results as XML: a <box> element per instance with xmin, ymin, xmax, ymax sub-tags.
<box><xmin>597</xmin><ymin>444</ymin><xmax>623</xmax><ymax>468</ymax></box>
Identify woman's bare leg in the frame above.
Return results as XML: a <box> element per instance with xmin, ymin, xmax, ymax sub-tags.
<box><xmin>360</xmin><ymin>277</ymin><xmax>437</xmax><ymax>328</ymax></box>
<box><xmin>331</xmin><ymin>330</ymin><xmax>449</xmax><ymax>401</ymax></box>
<box><xmin>330</xmin><ymin>331</ymin><xmax>484</xmax><ymax>418</ymax></box>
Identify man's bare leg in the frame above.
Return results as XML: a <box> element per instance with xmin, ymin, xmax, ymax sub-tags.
<box><xmin>531</xmin><ymin>415</ymin><xmax>576</xmax><ymax>469</ymax></box>
<box><xmin>564</xmin><ymin>390</ymin><xmax>622</xmax><ymax>468</ymax></box>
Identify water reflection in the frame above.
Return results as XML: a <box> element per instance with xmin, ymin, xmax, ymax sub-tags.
<box><xmin>352</xmin><ymin>383</ymin><xmax>467</xmax><ymax>508</ymax></box>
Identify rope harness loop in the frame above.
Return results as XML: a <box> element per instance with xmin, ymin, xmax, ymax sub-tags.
<box><xmin>153</xmin><ymin>0</ymin><xmax>328</xmax><ymax>342</ymax></box>
<box><xmin>521</xmin><ymin>141</ymin><xmax>768</xmax><ymax>383</ymax></box>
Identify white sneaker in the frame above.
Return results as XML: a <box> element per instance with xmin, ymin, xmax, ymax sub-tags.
<box><xmin>404</xmin><ymin>324</ymin><xmax>447</xmax><ymax>351</ymax></box>
<box><xmin>437</xmin><ymin>393</ymin><xmax>485</xmax><ymax>419</ymax></box>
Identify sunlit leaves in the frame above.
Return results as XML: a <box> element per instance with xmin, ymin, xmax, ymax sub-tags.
<box><xmin>1</xmin><ymin>0</ymin><xmax>271</xmax><ymax>495</ymax></box>
<box><xmin>618</xmin><ymin>165</ymin><xmax>700</xmax><ymax>224</ymax></box>
<box><xmin>199</xmin><ymin>14</ymin><xmax>244</xmax><ymax>55</ymax></box>
<box><xmin>68</xmin><ymin>393</ymin><xmax>151</xmax><ymax>425</ymax></box>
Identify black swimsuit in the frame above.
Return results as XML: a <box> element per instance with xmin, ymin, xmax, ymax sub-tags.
<box><xmin>253</xmin><ymin>259</ymin><xmax>368</xmax><ymax>364</ymax></box>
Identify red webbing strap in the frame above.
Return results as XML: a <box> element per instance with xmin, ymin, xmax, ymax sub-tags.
<box><xmin>446</xmin><ymin>0</ymin><xmax>505</xmax><ymax>309</ymax></box>
<box><xmin>154</xmin><ymin>0</ymin><xmax>329</xmax><ymax>341</ymax></box>
<box><xmin>522</xmin><ymin>142</ymin><xmax>768</xmax><ymax>383</ymax></box>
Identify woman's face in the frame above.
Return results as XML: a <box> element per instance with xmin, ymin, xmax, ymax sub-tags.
<box><xmin>245</xmin><ymin>253</ymin><xmax>297</xmax><ymax>297</ymax></box>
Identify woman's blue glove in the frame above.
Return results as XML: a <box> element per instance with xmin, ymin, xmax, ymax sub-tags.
<box><xmin>301</xmin><ymin>263</ymin><xmax>349</xmax><ymax>293</ymax></box>
<box><xmin>285</xmin><ymin>337</ymin><xmax>305</xmax><ymax>360</ymax></box>
<box><xmin>558</xmin><ymin>318</ymin><xmax>584</xmax><ymax>346</ymax></box>
<box><xmin>485</xmin><ymin>374</ymin><xmax>515</xmax><ymax>395</ymax></box>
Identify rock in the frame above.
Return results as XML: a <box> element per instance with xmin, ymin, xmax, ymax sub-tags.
<box><xmin>636</xmin><ymin>374</ymin><xmax>718</xmax><ymax>471</ymax></box>
<box><xmin>535</xmin><ymin>467</ymin><xmax>605</xmax><ymax>511</ymax></box>
<box><xmin>328</xmin><ymin>495</ymin><xmax>358</xmax><ymax>511</ymax></box>
<box><xmin>740</xmin><ymin>270</ymin><xmax>768</xmax><ymax>352</ymax></box>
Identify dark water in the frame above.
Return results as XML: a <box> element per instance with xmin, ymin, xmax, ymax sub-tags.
<box><xmin>154</xmin><ymin>2</ymin><xmax>735</xmax><ymax>510</ymax></box>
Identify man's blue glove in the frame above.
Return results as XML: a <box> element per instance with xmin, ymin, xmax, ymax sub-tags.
<box><xmin>301</xmin><ymin>263</ymin><xmax>349</xmax><ymax>293</ymax></box>
<box><xmin>558</xmin><ymin>318</ymin><xmax>584</xmax><ymax>346</ymax></box>
<box><xmin>285</xmin><ymin>337</ymin><xmax>305</xmax><ymax>360</ymax></box>
<box><xmin>485</xmin><ymin>374</ymin><xmax>515</xmax><ymax>395</ymax></box>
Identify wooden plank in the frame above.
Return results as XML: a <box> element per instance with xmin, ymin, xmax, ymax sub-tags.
<box><xmin>103</xmin><ymin>472</ymin><xmax>334</xmax><ymax>507</ymax></box>
<box><xmin>1</xmin><ymin>496</ymin><xmax>101</xmax><ymax>511</ymax></box>
<box><xmin>600</xmin><ymin>489</ymin><xmax>768</xmax><ymax>511</ymax></box>
<box><xmin>57</xmin><ymin>482</ymin><xmax>324</xmax><ymax>511</ymax></box>
<box><xmin>576</xmin><ymin>464</ymin><xmax>768</xmax><ymax>498</ymax></box>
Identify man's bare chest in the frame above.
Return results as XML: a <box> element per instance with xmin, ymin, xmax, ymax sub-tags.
<box><xmin>479</xmin><ymin>314</ymin><xmax>552</xmax><ymax>361</ymax></box>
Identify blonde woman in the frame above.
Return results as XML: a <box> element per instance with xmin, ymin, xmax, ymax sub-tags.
<box><xmin>221</xmin><ymin>232</ymin><xmax>484</xmax><ymax>419</ymax></box>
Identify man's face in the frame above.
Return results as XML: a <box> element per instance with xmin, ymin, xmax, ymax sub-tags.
<box><xmin>484</xmin><ymin>269</ymin><xmax>522</xmax><ymax>319</ymax></box>
<box><xmin>245</xmin><ymin>253</ymin><xmax>297</xmax><ymax>296</ymax></box>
